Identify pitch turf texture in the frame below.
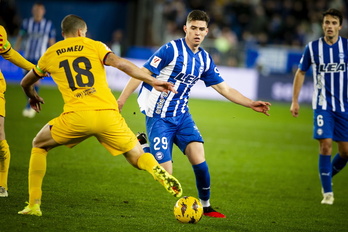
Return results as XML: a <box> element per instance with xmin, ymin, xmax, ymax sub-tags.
<box><xmin>1</xmin><ymin>84</ymin><xmax>347</xmax><ymax>232</ymax></box>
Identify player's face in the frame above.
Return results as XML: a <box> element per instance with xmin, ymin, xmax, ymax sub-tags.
<box><xmin>322</xmin><ymin>15</ymin><xmax>341</xmax><ymax>40</ymax></box>
<box><xmin>32</xmin><ymin>4</ymin><xmax>45</xmax><ymax>21</ymax></box>
<box><xmin>184</xmin><ymin>20</ymin><xmax>208</xmax><ymax>51</ymax></box>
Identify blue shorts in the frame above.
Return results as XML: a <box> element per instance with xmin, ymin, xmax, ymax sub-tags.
<box><xmin>313</xmin><ymin>109</ymin><xmax>348</xmax><ymax>141</ymax></box>
<box><xmin>145</xmin><ymin>111</ymin><xmax>204</xmax><ymax>163</ymax></box>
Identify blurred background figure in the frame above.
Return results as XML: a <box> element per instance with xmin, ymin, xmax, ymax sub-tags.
<box><xmin>214</xmin><ymin>26</ymin><xmax>239</xmax><ymax>66</ymax></box>
<box><xmin>14</xmin><ymin>1</ymin><xmax>56</xmax><ymax>118</ymax></box>
<box><xmin>109</xmin><ymin>29</ymin><xmax>124</xmax><ymax>57</ymax></box>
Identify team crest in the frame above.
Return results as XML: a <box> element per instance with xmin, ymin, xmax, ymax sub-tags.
<box><xmin>155</xmin><ymin>151</ymin><xmax>164</xmax><ymax>160</ymax></box>
<box><xmin>317</xmin><ymin>129</ymin><xmax>323</xmax><ymax>136</ymax></box>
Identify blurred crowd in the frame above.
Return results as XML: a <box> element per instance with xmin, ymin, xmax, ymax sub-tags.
<box><xmin>155</xmin><ymin>0</ymin><xmax>348</xmax><ymax>66</ymax></box>
<box><xmin>160</xmin><ymin>0</ymin><xmax>348</xmax><ymax>45</ymax></box>
<box><xmin>1</xmin><ymin>0</ymin><xmax>348</xmax><ymax>67</ymax></box>
<box><xmin>0</xmin><ymin>0</ymin><xmax>19</xmax><ymax>37</ymax></box>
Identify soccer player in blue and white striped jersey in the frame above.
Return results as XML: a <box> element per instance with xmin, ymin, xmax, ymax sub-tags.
<box><xmin>291</xmin><ymin>8</ymin><xmax>348</xmax><ymax>205</ymax></box>
<box><xmin>118</xmin><ymin>10</ymin><xmax>271</xmax><ymax>218</ymax></box>
<box><xmin>15</xmin><ymin>2</ymin><xmax>56</xmax><ymax>118</ymax></box>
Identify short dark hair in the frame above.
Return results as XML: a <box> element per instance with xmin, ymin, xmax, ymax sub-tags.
<box><xmin>61</xmin><ymin>14</ymin><xmax>86</xmax><ymax>35</ymax></box>
<box><xmin>323</xmin><ymin>8</ymin><xmax>343</xmax><ymax>25</ymax></box>
<box><xmin>33</xmin><ymin>1</ymin><xmax>44</xmax><ymax>7</ymax></box>
<box><xmin>186</xmin><ymin>10</ymin><xmax>210</xmax><ymax>25</ymax></box>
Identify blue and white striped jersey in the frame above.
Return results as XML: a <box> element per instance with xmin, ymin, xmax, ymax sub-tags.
<box><xmin>19</xmin><ymin>17</ymin><xmax>56</xmax><ymax>63</ymax></box>
<box><xmin>139</xmin><ymin>38</ymin><xmax>224</xmax><ymax>118</ymax></box>
<box><xmin>299</xmin><ymin>36</ymin><xmax>348</xmax><ymax>112</ymax></box>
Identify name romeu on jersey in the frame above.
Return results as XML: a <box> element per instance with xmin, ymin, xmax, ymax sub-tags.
<box><xmin>299</xmin><ymin>36</ymin><xmax>348</xmax><ymax>112</ymax></box>
<box><xmin>138</xmin><ymin>38</ymin><xmax>224</xmax><ymax>118</ymax></box>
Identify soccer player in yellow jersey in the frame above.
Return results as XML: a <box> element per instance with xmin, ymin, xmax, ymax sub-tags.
<box><xmin>18</xmin><ymin>14</ymin><xmax>182</xmax><ymax>216</ymax></box>
<box><xmin>0</xmin><ymin>25</ymin><xmax>35</xmax><ymax>197</ymax></box>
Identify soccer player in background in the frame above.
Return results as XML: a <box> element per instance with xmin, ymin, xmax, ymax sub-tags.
<box><xmin>117</xmin><ymin>10</ymin><xmax>271</xmax><ymax>218</ymax></box>
<box><xmin>291</xmin><ymin>8</ymin><xmax>348</xmax><ymax>205</ymax></box>
<box><xmin>18</xmin><ymin>14</ymin><xmax>182</xmax><ymax>216</ymax></box>
<box><xmin>0</xmin><ymin>25</ymin><xmax>35</xmax><ymax>197</ymax></box>
<box><xmin>15</xmin><ymin>2</ymin><xmax>56</xmax><ymax>118</ymax></box>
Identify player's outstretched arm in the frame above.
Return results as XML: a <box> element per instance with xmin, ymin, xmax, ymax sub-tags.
<box><xmin>2</xmin><ymin>47</ymin><xmax>34</xmax><ymax>71</ymax></box>
<box><xmin>211</xmin><ymin>82</ymin><xmax>271</xmax><ymax>116</ymax></box>
<box><xmin>118</xmin><ymin>77</ymin><xmax>142</xmax><ymax>112</ymax></box>
<box><xmin>105</xmin><ymin>53</ymin><xmax>177</xmax><ymax>95</ymax></box>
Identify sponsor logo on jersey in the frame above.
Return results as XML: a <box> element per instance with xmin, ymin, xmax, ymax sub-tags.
<box><xmin>150</xmin><ymin>56</ymin><xmax>161</xmax><ymax>68</ymax></box>
<box><xmin>174</xmin><ymin>72</ymin><xmax>199</xmax><ymax>86</ymax></box>
<box><xmin>155</xmin><ymin>92</ymin><xmax>168</xmax><ymax>114</ymax></box>
<box><xmin>318</xmin><ymin>63</ymin><xmax>346</xmax><ymax>72</ymax></box>
<box><xmin>74</xmin><ymin>87</ymin><xmax>96</xmax><ymax>98</ymax></box>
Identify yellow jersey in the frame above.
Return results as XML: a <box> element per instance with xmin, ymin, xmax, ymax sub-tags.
<box><xmin>34</xmin><ymin>37</ymin><xmax>118</xmax><ymax>112</ymax></box>
<box><xmin>0</xmin><ymin>25</ymin><xmax>11</xmax><ymax>54</ymax></box>
<box><xmin>0</xmin><ymin>25</ymin><xmax>34</xmax><ymax>96</ymax></box>
<box><xmin>0</xmin><ymin>25</ymin><xmax>11</xmax><ymax>95</ymax></box>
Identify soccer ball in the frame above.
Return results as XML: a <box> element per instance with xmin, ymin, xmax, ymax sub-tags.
<box><xmin>173</xmin><ymin>196</ymin><xmax>203</xmax><ymax>224</ymax></box>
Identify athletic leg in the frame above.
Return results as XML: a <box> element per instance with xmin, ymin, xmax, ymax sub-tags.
<box><xmin>123</xmin><ymin>143</ymin><xmax>182</xmax><ymax>197</ymax></box>
<box><xmin>332</xmin><ymin>141</ymin><xmax>348</xmax><ymax>177</ymax></box>
<box><xmin>185</xmin><ymin>142</ymin><xmax>225</xmax><ymax>218</ymax></box>
<box><xmin>318</xmin><ymin>138</ymin><xmax>334</xmax><ymax>204</ymax></box>
<box><xmin>0</xmin><ymin>116</ymin><xmax>10</xmax><ymax>197</ymax></box>
<box><xmin>18</xmin><ymin>124</ymin><xmax>61</xmax><ymax>216</ymax></box>
<box><xmin>0</xmin><ymin>140</ymin><xmax>10</xmax><ymax>196</ymax></box>
<box><xmin>185</xmin><ymin>142</ymin><xmax>208</xmax><ymax>200</ymax></box>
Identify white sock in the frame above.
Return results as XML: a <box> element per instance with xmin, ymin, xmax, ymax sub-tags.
<box><xmin>200</xmin><ymin>199</ymin><xmax>210</xmax><ymax>207</ymax></box>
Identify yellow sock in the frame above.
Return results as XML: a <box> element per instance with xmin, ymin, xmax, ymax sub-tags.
<box><xmin>0</xmin><ymin>140</ymin><xmax>10</xmax><ymax>190</ymax></box>
<box><xmin>29</xmin><ymin>147</ymin><xmax>47</xmax><ymax>206</ymax></box>
<box><xmin>137</xmin><ymin>153</ymin><xmax>158</xmax><ymax>176</ymax></box>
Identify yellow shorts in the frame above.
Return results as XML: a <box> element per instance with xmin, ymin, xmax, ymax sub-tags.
<box><xmin>0</xmin><ymin>72</ymin><xmax>6</xmax><ymax>117</ymax></box>
<box><xmin>0</xmin><ymin>95</ymin><xmax>5</xmax><ymax>117</ymax></box>
<box><xmin>48</xmin><ymin>110</ymin><xmax>137</xmax><ymax>156</ymax></box>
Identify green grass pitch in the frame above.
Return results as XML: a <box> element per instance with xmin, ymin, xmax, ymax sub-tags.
<box><xmin>1</xmin><ymin>84</ymin><xmax>347</xmax><ymax>232</ymax></box>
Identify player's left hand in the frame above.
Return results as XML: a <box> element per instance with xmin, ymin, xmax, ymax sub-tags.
<box><xmin>153</xmin><ymin>80</ymin><xmax>178</xmax><ymax>94</ymax></box>
<box><xmin>251</xmin><ymin>101</ymin><xmax>271</xmax><ymax>116</ymax></box>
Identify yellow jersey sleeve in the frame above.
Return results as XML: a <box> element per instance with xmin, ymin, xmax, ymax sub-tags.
<box><xmin>37</xmin><ymin>37</ymin><xmax>118</xmax><ymax>112</ymax></box>
<box><xmin>0</xmin><ymin>25</ymin><xmax>11</xmax><ymax>54</ymax></box>
<box><xmin>0</xmin><ymin>25</ymin><xmax>34</xmax><ymax>71</ymax></box>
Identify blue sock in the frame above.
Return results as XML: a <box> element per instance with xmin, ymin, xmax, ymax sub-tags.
<box><xmin>319</xmin><ymin>154</ymin><xmax>332</xmax><ymax>193</ymax></box>
<box><xmin>25</xmin><ymin>100</ymin><xmax>31</xmax><ymax>109</ymax></box>
<box><xmin>142</xmin><ymin>146</ymin><xmax>150</xmax><ymax>153</ymax></box>
<box><xmin>332</xmin><ymin>153</ymin><xmax>347</xmax><ymax>177</ymax></box>
<box><xmin>192</xmin><ymin>161</ymin><xmax>210</xmax><ymax>201</ymax></box>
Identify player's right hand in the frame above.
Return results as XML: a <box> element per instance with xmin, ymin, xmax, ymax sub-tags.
<box><xmin>29</xmin><ymin>96</ymin><xmax>45</xmax><ymax>113</ymax></box>
<box><xmin>290</xmin><ymin>102</ymin><xmax>300</xmax><ymax>117</ymax></box>
<box><xmin>153</xmin><ymin>80</ymin><xmax>177</xmax><ymax>94</ymax></box>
